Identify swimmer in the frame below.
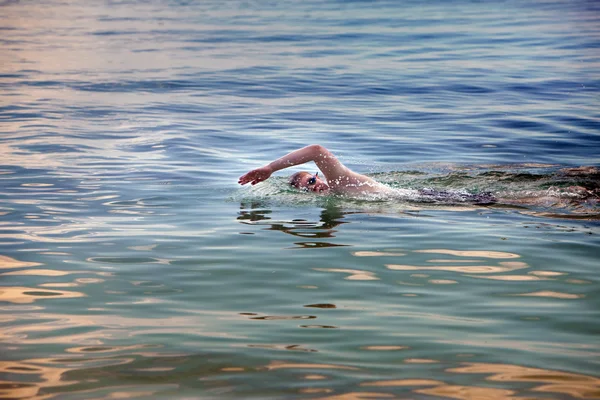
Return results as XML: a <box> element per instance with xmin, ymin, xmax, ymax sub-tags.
<box><xmin>239</xmin><ymin>144</ymin><xmax>389</xmax><ymax>194</ymax></box>
<box><xmin>238</xmin><ymin>144</ymin><xmax>496</xmax><ymax>204</ymax></box>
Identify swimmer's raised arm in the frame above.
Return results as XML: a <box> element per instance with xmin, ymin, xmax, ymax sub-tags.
<box><xmin>238</xmin><ymin>144</ymin><xmax>346</xmax><ymax>185</ymax></box>
<box><xmin>238</xmin><ymin>144</ymin><xmax>383</xmax><ymax>194</ymax></box>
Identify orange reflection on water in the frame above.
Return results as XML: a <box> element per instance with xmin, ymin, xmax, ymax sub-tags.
<box><xmin>0</xmin><ymin>358</ymin><xmax>75</xmax><ymax>399</ymax></box>
<box><xmin>2</xmin><ymin>269</ymin><xmax>73</xmax><ymax>276</ymax></box>
<box><xmin>529</xmin><ymin>270</ymin><xmax>565</xmax><ymax>277</ymax></box>
<box><xmin>362</xmin><ymin>346</ymin><xmax>407</xmax><ymax>351</ymax></box>
<box><xmin>352</xmin><ymin>251</ymin><xmax>406</xmax><ymax>257</ymax></box>
<box><xmin>39</xmin><ymin>282</ymin><xmax>80</xmax><ymax>288</ymax></box>
<box><xmin>466</xmin><ymin>274</ymin><xmax>545</xmax><ymax>281</ymax></box>
<box><xmin>0</xmin><ymin>255</ymin><xmax>42</xmax><ymax>269</ymax></box>
<box><xmin>314</xmin><ymin>268</ymin><xmax>379</xmax><ymax>280</ymax></box>
<box><xmin>512</xmin><ymin>290</ymin><xmax>584</xmax><ymax>299</ymax></box>
<box><xmin>416</xmin><ymin>384</ymin><xmax>518</xmax><ymax>399</ymax></box>
<box><xmin>429</xmin><ymin>279</ymin><xmax>457</xmax><ymax>284</ymax></box>
<box><xmin>0</xmin><ymin>286</ymin><xmax>85</xmax><ymax>304</ymax></box>
<box><xmin>414</xmin><ymin>249</ymin><xmax>521</xmax><ymax>259</ymax></box>
<box><xmin>359</xmin><ymin>362</ymin><xmax>600</xmax><ymax>399</ymax></box>
<box><xmin>300</xmin><ymin>388</ymin><xmax>333</xmax><ymax>394</ymax></box>
<box><xmin>386</xmin><ymin>261</ymin><xmax>528</xmax><ymax>274</ymax></box>
<box><xmin>447</xmin><ymin>363</ymin><xmax>600</xmax><ymax>399</ymax></box>
<box><xmin>305</xmin><ymin>374</ymin><xmax>327</xmax><ymax>380</ymax></box>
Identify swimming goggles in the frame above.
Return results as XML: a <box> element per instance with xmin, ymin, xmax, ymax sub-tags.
<box><xmin>307</xmin><ymin>172</ymin><xmax>318</xmax><ymax>185</ymax></box>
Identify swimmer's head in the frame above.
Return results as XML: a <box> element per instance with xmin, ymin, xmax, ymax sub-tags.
<box><xmin>288</xmin><ymin>171</ymin><xmax>329</xmax><ymax>193</ymax></box>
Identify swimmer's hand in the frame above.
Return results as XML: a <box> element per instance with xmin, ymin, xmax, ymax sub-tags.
<box><xmin>238</xmin><ymin>166</ymin><xmax>273</xmax><ymax>186</ymax></box>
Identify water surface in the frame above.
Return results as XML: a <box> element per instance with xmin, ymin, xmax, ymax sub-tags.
<box><xmin>1</xmin><ymin>0</ymin><xmax>599</xmax><ymax>399</ymax></box>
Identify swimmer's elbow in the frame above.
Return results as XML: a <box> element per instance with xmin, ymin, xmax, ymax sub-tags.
<box><xmin>307</xmin><ymin>144</ymin><xmax>326</xmax><ymax>153</ymax></box>
<box><xmin>306</xmin><ymin>144</ymin><xmax>330</xmax><ymax>158</ymax></box>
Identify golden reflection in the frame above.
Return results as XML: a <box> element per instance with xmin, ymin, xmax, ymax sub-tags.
<box><xmin>447</xmin><ymin>363</ymin><xmax>600</xmax><ymax>399</ymax></box>
<box><xmin>386</xmin><ymin>261</ymin><xmax>528</xmax><ymax>274</ymax></box>
<box><xmin>362</xmin><ymin>346</ymin><xmax>407</xmax><ymax>351</ymax></box>
<box><xmin>567</xmin><ymin>279</ymin><xmax>592</xmax><ymax>284</ymax></box>
<box><xmin>300</xmin><ymin>388</ymin><xmax>333</xmax><ymax>394</ymax></box>
<box><xmin>404</xmin><ymin>358</ymin><xmax>439</xmax><ymax>363</ymax></box>
<box><xmin>529</xmin><ymin>270</ymin><xmax>564</xmax><ymax>276</ymax></box>
<box><xmin>221</xmin><ymin>367</ymin><xmax>245</xmax><ymax>372</ymax></box>
<box><xmin>39</xmin><ymin>282</ymin><xmax>80</xmax><ymax>288</ymax></box>
<box><xmin>466</xmin><ymin>274</ymin><xmax>545</xmax><ymax>281</ymax></box>
<box><xmin>0</xmin><ymin>359</ymin><xmax>74</xmax><ymax>399</ymax></box>
<box><xmin>428</xmin><ymin>279</ymin><xmax>457</xmax><ymax>284</ymax></box>
<box><xmin>2</xmin><ymin>269</ymin><xmax>72</xmax><ymax>276</ymax></box>
<box><xmin>0</xmin><ymin>233</ymin><xmax>91</xmax><ymax>243</ymax></box>
<box><xmin>305</xmin><ymin>374</ymin><xmax>327</xmax><ymax>380</ymax></box>
<box><xmin>76</xmin><ymin>278</ymin><xmax>105</xmax><ymax>284</ymax></box>
<box><xmin>513</xmin><ymin>291</ymin><xmax>584</xmax><ymax>299</ymax></box>
<box><xmin>314</xmin><ymin>268</ymin><xmax>379</xmax><ymax>280</ymax></box>
<box><xmin>264</xmin><ymin>361</ymin><xmax>360</xmax><ymax>371</ymax></box>
<box><xmin>416</xmin><ymin>384</ymin><xmax>518</xmax><ymax>399</ymax></box>
<box><xmin>0</xmin><ymin>286</ymin><xmax>85</xmax><ymax>304</ymax></box>
<box><xmin>2</xmin><ymin>311</ymin><xmax>246</xmax><ymax>345</ymax></box>
<box><xmin>0</xmin><ymin>255</ymin><xmax>41</xmax><ymax>269</ymax></box>
<box><xmin>352</xmin><ymin>251</ymin><xmax>406</xmax><ymax>257</ymax></box>
<box><xmin>415</xmin><ymin>249</ymin><xmax>520</xmax><ymax>259</ymax></box>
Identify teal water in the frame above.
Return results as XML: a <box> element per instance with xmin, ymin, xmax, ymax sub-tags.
<box><xmin>1</xmin><ymin>1</ymin><xmax>600</xmax><ymax>399</ymax></box>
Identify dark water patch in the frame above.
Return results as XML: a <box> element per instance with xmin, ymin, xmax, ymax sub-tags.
<box><xmin>249</xmin><ymin>315</ymin><xmax>316</xmax><ymax>320</ymax></box>
<box><xmin>445</xmin><ymin>84</ymin><xmax>494</xmax><ymax>95</ymax></box>
<box><xmin>304</xmin><ymin>303</ymin><xmax>336</xmax><ymax>309</ymax></box>
<box><xmin>490</xmin><ymin>118</ymin><xmax>556</xmax><ymax>133</ymax></box>
<box><xmin>0</xmin><ymin>73</ymin><xmax>25</xmax><ymax>79</ymax></box>
<box><xmin>16</xmin><ymin>144</ymin><xmax>88</xmax><ymax>154</ymax></box>
<box><xmin>552</xmin><ymin>115</ymin><xmax>600</xmax><ymax>133</ymax></box>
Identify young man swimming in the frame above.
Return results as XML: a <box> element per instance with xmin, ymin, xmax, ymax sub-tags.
<box><xmin>238</xmin><ymin>144</ymin><xmax>391</xmax><ymax>195</ymax></box>
<box><xmin>238</xmin><ymin>144</ymin><xmax>497</xmax><ymax>204</ymax></box>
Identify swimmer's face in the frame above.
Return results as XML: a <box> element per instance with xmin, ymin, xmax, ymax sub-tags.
<box><xmin>290</xmin><ymin>172</ymin><xmax>330</xmax><ymax>193</ymax></box>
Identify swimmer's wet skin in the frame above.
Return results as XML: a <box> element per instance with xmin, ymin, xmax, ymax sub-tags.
<box><xmin>239</xmin><ymin>144</ymin><xmax>496</xmax><ymax>204</ymax></box>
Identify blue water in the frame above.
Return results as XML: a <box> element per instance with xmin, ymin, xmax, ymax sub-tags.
<box><xmin>1</xmin><ymin>1</ymin><xmax>599</xmax><ymax>399</ymax></box>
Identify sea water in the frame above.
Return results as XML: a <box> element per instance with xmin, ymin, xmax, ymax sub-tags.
<box><xmin>1</xmin><ymin>1</ymin><xmax>599</xmax><ymax>399</ymax></box>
